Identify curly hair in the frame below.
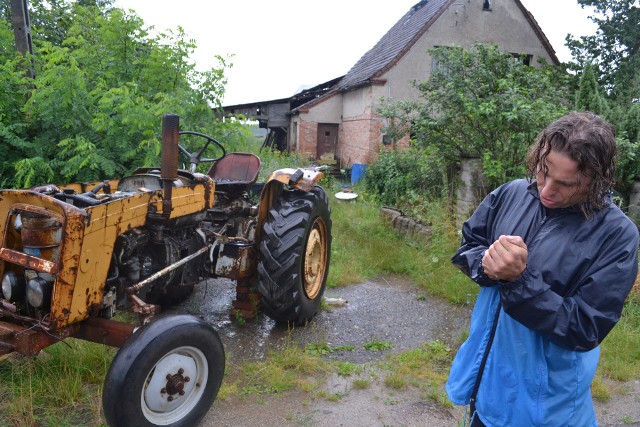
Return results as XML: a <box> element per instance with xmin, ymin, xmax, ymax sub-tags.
<box><xmin>527</xmin><ymin>112</ymin><xmax>617</xmax><ymax>219</ymax></box>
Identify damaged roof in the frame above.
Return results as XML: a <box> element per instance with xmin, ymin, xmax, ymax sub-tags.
<box><xmin>335</xmin><ymin>0</ymin><xmax>450</xmax><ymax>92</ymax></box>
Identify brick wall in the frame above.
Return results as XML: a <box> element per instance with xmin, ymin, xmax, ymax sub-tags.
<box><xmin>339</xmin><ymin>110</ymin><xmax>378</xmax><ymax>166</ymax></box>
<box><xmin>295</xmin><ymin>108</ymin><xmax>411</xmax><ymax>167</ymax></box>
<box><xmin>337</xmin><ymin>111</ymin><xmax>410</xmax><ymax>167</ymax></box>
<box><xmin>297</xmin><ymin>119</ymin><xmax>318</xmax><ymax>160</ymax></box>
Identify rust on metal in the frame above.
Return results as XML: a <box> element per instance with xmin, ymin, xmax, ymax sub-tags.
<box><xmin>8</xmin><ymin>202</ymin><xmax>65</xmax><ymax>223</ymax></box>
<box><xmin>161</xmin><ymin>114</ymin><xmax>179</xmax><ymax>217</ymax></box>
<box><xmin>214</xmin><ymin>242</ymin><xmax>255</xmax><ymax>279</ymax></box>
<box><xmin>0</xmin><ymin>247</ymin><xmax>56</xmax><ymax>274</ymax></box>
<box><xmin>0</xmin><ymin>320</ymin><xmax>62</xmax><ymax>355</ymax></box>
<box><xmin>267</xmin><ymin>168</ymin><xmax>324</xmax><ymax>192</ymax></box>
<box><xmin>128</xmin><ymin>294</ymin><xmax>161</xmax><ymax>324</ymax></box>
<box><xmin>165</xmin><ymin>372</ymin><xmax>187</xmax><ymax>395</ymax></box>
<box><xmin>72</xmin><ymin>317</ymin><xmax>136</xmax><ymax>348</ymax></box>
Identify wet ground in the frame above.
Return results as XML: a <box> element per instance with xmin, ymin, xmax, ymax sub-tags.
<box><xmin>172</xmin><ymin>277</ymin><xmax>640</xmax><ymax>427</ymax></box>
<box><xmin>173</xmin><ymin>275</ymin><xmax>471</xmax><ymax>427</ymax></box>
<box><xmin>177</xmin><ymin>276</ymin><xmax>470</xmax><ymax>364</ymax></box>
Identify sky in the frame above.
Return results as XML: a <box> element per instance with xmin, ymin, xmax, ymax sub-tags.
<box><xmin>112</xmin><ymin>0</ymin><xmax>598</xmax><ymax>106</ymax></box>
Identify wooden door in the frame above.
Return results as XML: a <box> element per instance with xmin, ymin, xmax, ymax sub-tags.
<box><xmin>316</xmin><ymin>123</ymin><xmax>338</xmax><ymax>161</ymax></box>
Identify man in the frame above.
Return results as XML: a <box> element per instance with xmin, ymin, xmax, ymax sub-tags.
<box><xmin>446</xmin><ymin>112</ymin><xmax>639</xmax><ymax>427</ymax></box>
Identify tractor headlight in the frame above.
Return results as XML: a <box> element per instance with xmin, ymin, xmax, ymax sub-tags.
<box><xmin>2</xmin><ymin>271</ymin><xmax>25</xmax><ymax>302</ymax></box>
<box><xmin>26</xmin><ymin>277</ymin><xmax>53</xmax><ymax>309</ymax></box>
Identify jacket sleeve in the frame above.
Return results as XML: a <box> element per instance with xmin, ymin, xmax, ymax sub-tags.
<box><xmin>451</xmin><ymin>190</ymin><xmax>500</xmax><ymax>288</ymax></box>
<box><xmin>500</xmin><ymin>220</ymin><xmax>639</xmax><ymax>352</ymax></box>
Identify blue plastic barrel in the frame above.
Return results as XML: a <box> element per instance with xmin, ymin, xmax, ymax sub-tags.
<box><xmin>351</xmin><ymin>164</ymin><xmax>367</xmax><ymax>184</ymax></box>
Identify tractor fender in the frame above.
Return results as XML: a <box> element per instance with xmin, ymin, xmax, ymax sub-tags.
<box><xmin>255</xmin><ymin>168</ymin><xmax>324</xmax><ymax>244</ymax></box>
<box><xmin>266</xmin><ymin>168</ymin><xmax>324</xmax><ymax>192</ymax></box>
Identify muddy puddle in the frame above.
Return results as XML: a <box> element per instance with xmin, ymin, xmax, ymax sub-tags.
<box><xmin>173</xmin><ymin>276</ymin><xmax>471</xmax><ymax>364</ymax></box>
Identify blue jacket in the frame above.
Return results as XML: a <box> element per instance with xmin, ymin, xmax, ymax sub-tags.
<box><xmin>446</xmin><ymin>179</ymin><xmax>639</xmax><ymax>427</ymax></box>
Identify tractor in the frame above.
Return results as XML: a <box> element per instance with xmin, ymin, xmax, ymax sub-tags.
<box><xmin>0</xmin><ymin>114</ymin><xmax>332</xmax><ymax>426</ymax></box>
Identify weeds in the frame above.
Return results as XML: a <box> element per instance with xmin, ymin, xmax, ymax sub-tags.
<box><xmin>329</xmin><ymin>189</ymin><xmax>443</xmax><ymax>284</ymax></box>
<box><xmin>304</xmin><ymin>342</ymin><xmax>355</xmax><ymax>356</ymax></box>
<box><xmin>363</xmin><ymin>339</ymin><xmax>392</xmax><ymax>352</ymax></box>
<box><xmin>352</xmin><ymin>378</ymin><xmax>371</xmax><ymax>389</ymax></box>
<box><xmin>336</xmin><ymin>362</ymin><xmax>361</xmax><ymax>377</ymax></box>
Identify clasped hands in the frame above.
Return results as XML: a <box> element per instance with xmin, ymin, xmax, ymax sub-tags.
<box><xmin>482</xmin><ymin>235</ymin><xmax>528</xmax><ymax>282</ymax></box>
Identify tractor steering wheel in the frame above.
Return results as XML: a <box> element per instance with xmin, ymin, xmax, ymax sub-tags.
<box><xmin>178</xmin><ymin>131</ymin><xmax>226</xmax><ymax>173</ymax></box>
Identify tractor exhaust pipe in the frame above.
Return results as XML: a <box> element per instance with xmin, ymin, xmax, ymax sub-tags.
<box><xmin>161</xmin><ymin>114</ymin><xmax>179</xmax><ymax>217</ymax></box>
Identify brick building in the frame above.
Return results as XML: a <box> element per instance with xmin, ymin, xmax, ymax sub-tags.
<box><xmin>223</xmin><ymin>0</ymin><xmax>559</xmax><ymax>171</ymax></box>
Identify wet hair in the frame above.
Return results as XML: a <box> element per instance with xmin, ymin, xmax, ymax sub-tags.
<box><xmin>527</xmin><ymin>111</ymin><xmax>617</xmax><ymax>219</ymax></box>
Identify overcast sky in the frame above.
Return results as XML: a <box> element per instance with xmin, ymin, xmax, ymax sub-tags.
<box><xmin>111</xmin><ymin>0</ymin><xmax>597</xmax><ymax>106</ymax></box>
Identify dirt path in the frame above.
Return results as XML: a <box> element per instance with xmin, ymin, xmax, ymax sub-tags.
<box><xmin>179</xmin><ymin>277</ymin><xmax>640</xmax><ymax>427</ymax></box>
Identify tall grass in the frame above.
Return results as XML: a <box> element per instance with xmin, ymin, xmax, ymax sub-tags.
<box><xmin>328</xmin><ymin>190</ymin><xmax>476</xmax><ymax>304</ymax></box>
<box><xmin>327</xmin><ymin>194</ymin><xmax>416</xmax><ymax>286</ymax></box>
<box><xmin>0</xmin><ymin>339</ymin><xmax>115</xmax><ymax>426</ymax></box>
<box><xmin>599</xmin><ymin>295</ymin><xmax>640</xmax><ymax>381</ymax></box>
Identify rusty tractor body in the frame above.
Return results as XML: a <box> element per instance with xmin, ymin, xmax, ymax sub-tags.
<box><xmin>0</xmin><ymin>114</ymin><xmax>332</xmax><ymax>426</ymax></box>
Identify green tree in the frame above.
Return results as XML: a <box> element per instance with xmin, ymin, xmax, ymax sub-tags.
<box><xmin>0</xmin><ymin>14</ymin><xmax>34</xmax><ymax>186</ymax></box>
<box><xmin>0</xmin><ymin>0</ymin><xmax>240</xmax><ymax>188</ymax></box>
<box><xmin>409</xmin><ymin>44</ymin><xmax>570</xmax><ymax>189</ymax></box>
<box><xmin>574</xmin><ymin>62</ymin><xmax>608</xmax><ymax>115</ymax></box>
<box><xmin>566</xmin><ymin>0</ymin><xmax>640</xmax><ymax>103</ymax></box>
<box><xmin>566</xmin><ymin>0</ymin><xmax>640</xmax><ymax>201</ymax></box>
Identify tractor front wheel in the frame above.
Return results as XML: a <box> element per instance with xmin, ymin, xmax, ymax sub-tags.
<box><xmin>102</xmin><ymin>315</ymin><xmax>224</xmax><ymax>427</ymax></box>
<box><xmin>257</xmin><ymin>186</ymin><xmax>331</xmax><ymax>325</ymax></box>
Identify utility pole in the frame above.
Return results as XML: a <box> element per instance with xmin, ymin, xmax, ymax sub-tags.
<box><xmin>11</xmin><ymin>0</ymin><xmax>35</xmax><ymax>78</ymax></box>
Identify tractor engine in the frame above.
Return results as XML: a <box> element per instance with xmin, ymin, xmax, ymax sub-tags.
<box><xmin>110</xmin><ymin>212</ymin><xmax>210</xmax><ymax>307</ymax></box>
<box><xmin>204</xmin><ymin>190</ymin><xmax>258</xmax><ymax>241</ymax></box>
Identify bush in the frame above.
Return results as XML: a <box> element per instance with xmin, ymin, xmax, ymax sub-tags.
<box><xmin>365</xmin><ymin>147</ymin><xmax>447</xmax><ymax>207</ymax></box>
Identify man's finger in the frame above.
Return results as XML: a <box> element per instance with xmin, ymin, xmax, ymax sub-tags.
<box><xmin>504</xmin><ymin>235</ymin><xmax>527</xmax><ymax>249</ymax></box>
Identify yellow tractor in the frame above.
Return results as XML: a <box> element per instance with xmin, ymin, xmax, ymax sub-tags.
<box><xmin>0</xmin><ymin>114</ymin><xmax>332</xmax><ymax>426</ymax></box>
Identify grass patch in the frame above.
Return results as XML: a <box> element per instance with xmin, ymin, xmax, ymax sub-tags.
<box><xmin>384</xmin><ymin>373</ymin><xmax>407</xmax><ymax>389</ymax></box>
<box><xmin>363</xmin><ymin>339</ymin><xmax>392</xmax><ymax>352</ymax></box>
<box><xmin>223</xmin><ymin>343</ymin><xmax>329</xmax><ymax>398</ymax></box>
<box><xmin>304</xmin><ymin>342</ymin><xmax>356</xmax><ymax>356</ymax></box>
<box><xmin>380</xmin><ymin>340</ymin><xmax>453</xmax><ymax>406</ymax></box>
<box><xmin>352</xmin><ymin>378</ymin><xmax>371</xmax><ymax>389</ymax></box>
<box><xmin>328</xmin><ymin>196</ymin><xmax>414</xmax><ymax>286</ymax></box>
<box><xmin>336</xmin><ymin>361</ymin><xmax>361</xmax><ymax>377</ymax></box>
<box><xmin>316</xmin><ymin>390</ymin><xmax>345</xmax><ymax>402</ymax></box>
<box><xmin>590</xmin><ymin>375</ymin><xmax>612</xmax><ymax>402</ymax></box>
<box><xmin>0</xmin><ymin>339</ymin><xmax>115</xmax><ymax>426</ymax></box>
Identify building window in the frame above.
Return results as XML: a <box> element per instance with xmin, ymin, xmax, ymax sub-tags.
<box><xmin>511</xmin><ymin>53</ymin><xmax>533</xmax><ymax>66</ymax></box>
<box><xmin>483</xmin><ymin>0</ymin><xmax>491</xmax><ymax>11</ymax></box>
<box><xmin>430</xmin><ymin>46</ymin><xmax>460</xmax><ymax>81</ymax></box>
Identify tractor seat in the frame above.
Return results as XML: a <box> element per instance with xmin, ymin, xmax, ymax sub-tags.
<box><xmin>207</xmin><ymin>153</ymin><xmax>261</xmax><ymax>196</ymax></box>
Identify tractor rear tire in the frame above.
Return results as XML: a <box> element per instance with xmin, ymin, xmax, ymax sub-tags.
<box><xmin>102</xmin><ymin>315</ymin><xmax>224</xmax><ymax>427</ymax></box>
<box><xmin>257</xmin><ymin>186</ymin><xmax>331</xmax><ymax>325</ymax></box>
